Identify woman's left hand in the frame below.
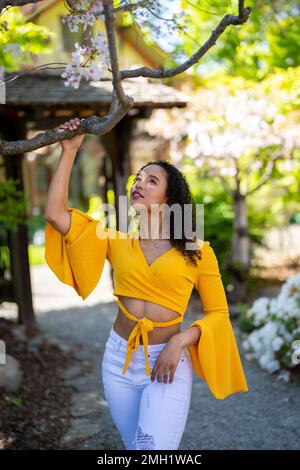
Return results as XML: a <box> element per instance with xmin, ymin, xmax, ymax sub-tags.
<box><xmin>151</xmin><ymin>339</ymin><xmax>183</xmax><ymax>384</ymax></box>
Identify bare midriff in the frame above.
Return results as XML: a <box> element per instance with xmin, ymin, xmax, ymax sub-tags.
<box><xmin>113</xmin><ymin>295</ymin><xmax>182</xmax><ymax>345</ymax></box>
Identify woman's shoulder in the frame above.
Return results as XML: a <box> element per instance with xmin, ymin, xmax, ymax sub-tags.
<box><xmin>62</xmin><ymin>207</ymin><xmax>121</xmax><ymax>244</ymax></box>
<box><xmin>195</xmin><ymin>238</ymin><xmax>210</xmax><ymax>251</ymax></box>
<box><xmin>193</xmin><ymin>238</ymin><xmax>215</xmax><ymax>270</ymax></box>
<box><xmin>66</xmin><ymin>206</ymin><xmax>95</xmax><ymax>221</ymax></box>
<box><xmin>66</xmin><ymin>207</ymin><xmax>129</xmax><ymax>238</ymax></box>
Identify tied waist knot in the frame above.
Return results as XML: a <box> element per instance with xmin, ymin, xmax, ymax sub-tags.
<box><xmin>122</xmin><ymin>316</ymin><xmax>154</xmax><ymax>376</ymax></box>
<box><xmin>116</xmin><ymin>297</ymin><xmax>183</xmax><ymax>377</ymax></box>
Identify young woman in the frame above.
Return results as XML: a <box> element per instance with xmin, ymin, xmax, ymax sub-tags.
<box><xmin>44</xmin><ymin>118</ymin><xmax>249</xmax><ymax>451</ymax></box>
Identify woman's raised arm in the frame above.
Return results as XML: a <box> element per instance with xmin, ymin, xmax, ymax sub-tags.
<box><xmin>44</xmin><ymin>117</ymin><xmax>84</xmax><ymax>235</ymax></box>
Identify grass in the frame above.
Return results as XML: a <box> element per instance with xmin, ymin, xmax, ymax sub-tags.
<box><xmin>28</xmin><ymin>244</ymin><xmax>46</xmax><ymax>266</ymax></box>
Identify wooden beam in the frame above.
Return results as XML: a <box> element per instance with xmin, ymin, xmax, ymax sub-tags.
<box><xmin>3</xmin><ymin>121</ymin><xmax>36</xmax><ymax>337</ymax></box>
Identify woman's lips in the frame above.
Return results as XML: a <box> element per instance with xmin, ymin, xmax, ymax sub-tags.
<box><xmin>131</xmin><ymin>192</ymin><xmax>144</xmax><ymax>199</ymax></box>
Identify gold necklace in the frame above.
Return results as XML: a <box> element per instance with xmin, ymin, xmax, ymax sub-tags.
<box><xmin>150</xmin><ymin>239</ymin><xmax>160</xmax><ymax>248</ymax></box>
<box><xmin>150</xmin><ymin>237</ymin><xmax>171</xmax><ymax>249</ymax></box>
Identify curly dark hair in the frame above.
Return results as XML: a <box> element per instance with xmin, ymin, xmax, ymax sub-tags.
<box><xmin>132</xmin><ymin>160</ymin><xmax>203</xmax><ymax>267</ymax></box>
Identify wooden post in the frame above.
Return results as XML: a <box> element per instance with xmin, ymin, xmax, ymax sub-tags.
<box><xmin>3</xmin><ymin>121</ymin><xmax>36</xmax><ymax>337</ymax></box>
<box><xmin>102</xmin><ymin>117</ymin><xmax>134</xmax><ymax>230</ymax></box>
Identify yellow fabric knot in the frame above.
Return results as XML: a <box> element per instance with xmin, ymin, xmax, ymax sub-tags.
<box><xmin>122</xmin><ymin>317</ymin><xmax>154</xmax><ymax>376</ymax></box>
<box><xmin>116</xmin><ymin>297</ymin><xmax>182</xmax><ymax>377</ymax></box>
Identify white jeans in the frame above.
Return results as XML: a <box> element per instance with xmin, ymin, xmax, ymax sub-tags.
<box><xmin>101</xmin><ymin>326</ymin><xmax>193</xmax><ymax>450</ymax></box>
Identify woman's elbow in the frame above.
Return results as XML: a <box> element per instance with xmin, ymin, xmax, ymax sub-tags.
<box><xmin>44</xmin><ymin>210</ymin><xmax>71</xmax><ymax>236</ymax></box>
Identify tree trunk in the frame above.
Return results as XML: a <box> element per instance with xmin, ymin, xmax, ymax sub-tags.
<box><xmin>228</xmin><ymin>190</ymin><xmax>250</xmax><ymax>303</ymax></box>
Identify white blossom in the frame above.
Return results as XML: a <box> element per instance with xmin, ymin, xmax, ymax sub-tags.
<box><xmin>61</xmin><ymin>32</ymin><xmax>110</xmax><ymax>89</ymax></box>
<box><xmin>3</xmin><ymin>43</ymin><xmax>22</xmax><ymax>58</ymax></box>
<box><xmin>61</xmin><ymin>0</ymin><xmax>104</xmax><ymax>32</ymax></box>
<box><xmin>272</xmin><ymin>336</ymin><xmax>284</xmax><ymax>352</ymax></box>
<box><xmin>242</xmin><ymin>273</ymin><xmax>300</xmax><ymax>374</ymax></box>
<box><xmin>248</xmin><ymin>297</ymin><xmax>270</xmax><ymax>326</ymax></box>
<box><xmin>60</xmin><ymin>2</ymin><xmax>110</xmax><ymax>89</ymax></box>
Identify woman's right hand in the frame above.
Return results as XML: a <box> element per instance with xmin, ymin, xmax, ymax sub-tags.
<box><xmin>59</xmin><ymin>118</ymin><xmax>85</xmax><ymax>152</ymax></box>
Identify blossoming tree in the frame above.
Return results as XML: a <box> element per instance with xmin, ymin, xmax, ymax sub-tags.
<box><xmin>0</xmin><ymin>0</ymin><xmax>251</xmax><ymax>155</ymax></box>
<box><xmin>141</xmin><ymin>69</ymin><xmax>300</xmax><ymax>301</ymax></box>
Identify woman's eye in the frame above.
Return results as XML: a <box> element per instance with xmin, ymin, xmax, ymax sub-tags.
<box><xmin>133</xmin><ymin>176</ymin><xmax>156</xmax><ymax>184</ymax></box>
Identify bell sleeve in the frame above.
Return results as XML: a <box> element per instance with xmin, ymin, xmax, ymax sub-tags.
<box><xmin>187</xmin><ymin>241</ymin><xmax>249</xmax><ymax>400</ymax></box>
<box><xmin>44</xmin><ymin>207</ymin><xmax>109</xmax><ymax>301</ymax></box>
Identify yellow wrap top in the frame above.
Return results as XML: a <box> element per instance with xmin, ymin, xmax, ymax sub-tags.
<box><xmin>44</xmin><ymin>207</ymin><xmax>249</xmax><ymax>400</ymax></box>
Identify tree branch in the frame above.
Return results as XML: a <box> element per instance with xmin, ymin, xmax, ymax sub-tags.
<box><xmin>113</xmin><ymin>0</ymin><xmax>150</xmax><ymax>14</ymax></box>
<box><xmin>0</xmin><ymin>0</ymin><xmax>149</xmax><ymax>14</ymax></box>
<box><xmin>98</xmin><ymin>0</ymin><xmax>150</xmax><ymax>15</ymax></box>
<box><xmin>120</xmin><ymin>5</ymin><xmax>251</xmax><ymax>79</ymax></box>
<box><xmin>103</xmin><ymin>0</ymin><xmax>134</xmax><ymax>108</ymax></box>
<box><xmin>246</xmin><ymin>153</ymin><xmax>282</xmax><ymax>196</ymax></box>
<box><xmin>0</xmin><ymin>0</ymin><xmax>42</xmax><ymax>10</ymax></box>
<box><xmin>0</xmin><ymin>0</ymin><xmax>251</xmax><ymax>155</ymax></box>
<box><xmin>0</xmin><ymin>104</ymin><xmax>131</xmax><ymax>155</ymax></box>
<box><xmin>206</xmin><ymin>166</ymin><xmax>234</xmax><ymax>194</ymax></box>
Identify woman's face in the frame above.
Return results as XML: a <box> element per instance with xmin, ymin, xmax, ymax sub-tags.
<box><xmin>130</xmin><ymin>164</ymin><xmax>168</xmax><ymax>211</ymax></box>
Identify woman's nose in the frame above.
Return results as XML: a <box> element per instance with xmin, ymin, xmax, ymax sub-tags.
<box><xmin>136</xmin><ymin>181</ymin><xmax>144</xmax><ymax>190</ymax></box>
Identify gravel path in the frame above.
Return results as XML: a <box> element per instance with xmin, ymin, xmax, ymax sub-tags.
<box><xmin>3</xmin><ymin>263</ymin><xmax>299</xmax><ymax>450</ymax></box>
<box><xmin>35</xmin><ymin>295</ymin><xmax>300</xmax><ymax>450</ymax></box>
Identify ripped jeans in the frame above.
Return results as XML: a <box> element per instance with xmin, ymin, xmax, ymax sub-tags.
<box><xmin>101</xmin><ymin>326</ymin><xmax>193</xmax><ymax>450</ymax></box>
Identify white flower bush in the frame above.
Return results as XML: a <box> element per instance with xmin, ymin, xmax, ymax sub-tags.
<box><xmin>240</xmin><ymin>273</ymin><xmax>300</xmax><ymax>374</ymax></box>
